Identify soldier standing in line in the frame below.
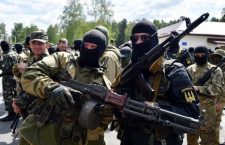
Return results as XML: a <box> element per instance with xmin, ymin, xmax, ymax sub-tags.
<box><xmin>209</xmin><ymin>49</ymin><xmax>225</xmax><ymax>145</ymax></box>
<box><xmin>0</xmin><ymin>40</ymin><xmax>19</xmax><ymax>121</ymax></box>
<box><xmin>12</xmin><ymin>31</ymin><xmax>49</xmax><ymax>119</ymax></box>
<box><xmin>187</xmin><ymin>46</ymin><xmax>224</xmax><ymax>145</ymax></box>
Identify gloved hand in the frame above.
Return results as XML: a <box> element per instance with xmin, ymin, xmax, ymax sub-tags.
<box><xmin>50</xmin><ymin>85</ymin><xmax>80</xmax><ymax>109</ymax></box>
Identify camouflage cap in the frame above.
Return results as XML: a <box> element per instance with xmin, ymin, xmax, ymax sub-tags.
<box><xmin>209</xmin><ymin>49</ymin><xmax>225</xmax><ymax>64</ymax></box>
<box><xmin>30</xmin><ymin>31</ymin><xmax>48</xmax><ymax>43</ymax></box>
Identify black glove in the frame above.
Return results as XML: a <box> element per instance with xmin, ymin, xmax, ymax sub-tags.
<box><xmin>50</xmin><ymin>85</ymin><xmax>79</xmax><ymax>109</ymax></box>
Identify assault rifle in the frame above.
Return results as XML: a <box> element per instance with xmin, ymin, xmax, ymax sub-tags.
<box><xmin>116</xmin><ymin>13</ymin><xmax>209</xmax><ymax>100</ymax></box>
<box><xmin>196</xmin><ymin>57</ymin><xmax>225</xmax><ymax>86</ymax></box>
<box><xmin>60</xmin><ymin>79</ymin><xmax>201</xmax><ymax>134</ymax></box>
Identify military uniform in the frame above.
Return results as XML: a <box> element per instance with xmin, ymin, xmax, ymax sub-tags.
<box><xmin>19</xmin><ymin>30</ymin><xmax>113</xmax><ymax>145</ymax></box>
<box><xmin>209</xmin><ymin>49</ymin><xmax>225</xmax><ymax>145</ymax></box>
<box><xmin>13</xmin><ymin>51</ymin><xmax>49</xmax><ymax>118</ymax></box>
<box><xmin>100</xmin><ymin>45</ymin><xmax>121</xmax><ymax>83</ymax></box>
<box><xmin>114</xmin><ymin>20</ymin><xmax>200</xmax><ymax>145</ymax></box>
<box><xmin>0</xmin><ymin>49</ymin><xmax>18</xmax><ymax>112</ymax></box>
<box><xmin>187</xmin><ymin>47</ymin><xmax>224</xmax><ymax>145</ymax></box>
<box><xmin>95</xmin><ymin>25</ymin><xmax>122</xmax><ymax>84</ymax></box>
<box><xmin>115</xmin><ymin>58</ymin><xmax>200</xmax><ymax>145</ymax></box>
<box><xmin>19</xmin><ymin>52</ymin><xmax>111</xmax><ymax>145</ymax></box>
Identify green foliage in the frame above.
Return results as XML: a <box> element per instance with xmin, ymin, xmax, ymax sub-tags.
<box><xmin>88</xmin><ymin>0</ymin><xmax>114</xmax><ymax>23</ymax></box>
<box><xmin>0</xmin><ymin>23</ymin><xmax>6</xmax><ymax>34</ymax></box>
<box><xmin>11</xmin><ymin>23</ymin><xmax>25</xmax><ymax>43</ymax></box>
<box><xmin>11</xmin><ymin>23</ymin><xmax>39</xmax><ymax>43</ymax></box>
<box><xmin>116</xmin><ymin>19</ymin><xmax>127</xmax><ymax>46</ymax></box>
<box><xmin>47</xmin><ymin>24</ymin><xmax>60</xmax><ymax>44</ymax></box>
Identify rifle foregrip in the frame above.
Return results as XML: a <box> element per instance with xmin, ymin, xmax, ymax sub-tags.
<box><xmin>105</xmin><ymin>91</ymin><xmax>127</xmax><ymax>107</ymax></box>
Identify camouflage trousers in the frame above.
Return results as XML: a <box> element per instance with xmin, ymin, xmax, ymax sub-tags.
<box><xmin>2</xmin><ymin>76</ymin><xmax>17</xmax><ymax>112</ymax></box>
<box><xmin>215</xmin><ymin>106</ymin><xmax>224</xmax><ymax>145</ymax></box>
<box><xmin>187</xmin><ymin>98</ymin><xmax>217</xmax><ymax>145</ymax></box>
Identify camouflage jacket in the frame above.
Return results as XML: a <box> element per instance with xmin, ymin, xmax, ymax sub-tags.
<box><xmin>0</xmin><ymin>50</ymin><xmax>19</xmax><ymax>76</ymax></box>
<box><xmin>187</xmin><ymin>62</ymin><xmax>224</xmax><ymax>98</ymax></box>
<box><xmin>100</xmin><ymin>45</ymin><xmax>122</xmax><ymax>84</ymax></box>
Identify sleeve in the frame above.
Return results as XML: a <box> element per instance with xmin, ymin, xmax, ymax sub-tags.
<box><xmin>197</xmin><ymin>67</ymin><xmax>224</xmax><ymax>97</ymax></box>
<box><xmin>21</xmin><ymin>52</ymin><xmax>73</xmax><ymax>99</ymax></box>
<box><xmin>100</xmin><ymin>51</ymin><xmax>122</xmax><ymax>84</ymax></box>
<box><xmin>165</xmin><ymin>62</ymin><xmax>200</xmax><ymax>119</ymax></box>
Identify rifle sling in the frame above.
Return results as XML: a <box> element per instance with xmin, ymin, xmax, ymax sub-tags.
<box><xmin>152</xmin><ymin>72</ymin><xmax>162</xmax><ymax>102</ymax></box>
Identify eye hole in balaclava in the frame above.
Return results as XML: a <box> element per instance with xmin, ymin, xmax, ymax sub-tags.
<box><xmin>194</xmin><ymin>46</ymin><xmax>209</xmax><ymax>66</ymax></box>
<box><xmin>130</xmin><ymin>20</ymin><xmax>159</xmax><ymax>63</ymax></box>
<box><xmin>79</xmin><ymin>29</ymin><xmax>106</xmax><ymax>68</ymax></box>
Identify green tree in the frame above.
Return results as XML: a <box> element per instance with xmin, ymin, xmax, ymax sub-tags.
<box><xmin>59</xmin><ymin>0</ymin><xmax>86</xmax><ymax>44</ymax></box>
<box><xmin>116</xmin><ymin>19</ymin><xmax>127</xmax><ymax>46</ymax></box>
<box><xmin>47</xmin><ymin>24</ymin><xmax>60</xmax><ymax>44</ymax></box>
<box><xmin>88</xmin><ymin>0</ymin><xmax>114</xmax><ymax>23</ymax></box>
<box><xmin>153</xmin><ymin>19</ymin><xmax>168</xmax><ymax>29</ymax></box>
<box><xmin>0</xmin><ymin>23</ymin><xmax>6</xmax><ymax>34</ymax></box>
<box><xmin>11</xmin><ymin>23</ymin><xmax>24</xmax><ymax>43</ymax></box>
<box><xmin>23</xmin><ymin>24</ymin><xmax>39</xmax><ymax>35</ymax></box>
<box><xmin>0</xmin><ymin>22</ymin><xmax>7</xmax><ymax>40</ymax></box>
<box><xmin>210</xmin><ymin>17</ymin><xmax>220</xmax><ymax>22</ymax></box>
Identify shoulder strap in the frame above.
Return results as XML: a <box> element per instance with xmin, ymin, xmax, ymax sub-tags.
<box><xmin>152</xmin><ymin>71</ymin><xmax>162</xmax><ymax>102</ymax></box>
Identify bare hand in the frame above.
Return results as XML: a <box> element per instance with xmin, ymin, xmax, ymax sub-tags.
<box><xmin>215</xmin><ymin>103</ymin><xmax>223</xmax><ymax>113</ymax></box>
<box><xmin>12</xmin><ymin>100</ymin><xmax>22</xmax><ymax>114</ymax></box>
<box><xmin>17</xmin><ymin>62</ymin><xmax>27</xmax><ymax>73</ymax></box>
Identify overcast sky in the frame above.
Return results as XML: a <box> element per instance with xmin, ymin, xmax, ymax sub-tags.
<box><xmin>0</xmin><ymin>0</ymin><xmax>225</xmax><ymax>34</ymax></box>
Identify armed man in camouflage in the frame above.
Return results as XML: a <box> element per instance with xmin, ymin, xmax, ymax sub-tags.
<box><xmin>95</xmin><ymin>25</ymin><xmax>122</xmax><ymax>84</ymax></box>
<box><xmin>0</xmin><ymin>40</ymin><xmax>19</xmax><ymax>121</ymax></box>
<box><xmin>19</xmin><ymin>29</ymin><xmax>113</xmax><ymax>145</ymax></box>
<box><xmin>187</xmin><ymin>46</ymin><xmax>224</xmax><ymax>145</ymax></box>
<box><xmin>209</xmin><ymin>49</ymin><xmax>225</xmax><ymax>145</ymax></box>
<box><xmin>12</xmin><ymin>31</ymin><xmax>49</xmax><ymax>119</ymax></box>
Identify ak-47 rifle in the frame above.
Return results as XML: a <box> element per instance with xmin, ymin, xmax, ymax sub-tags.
<box><xmin>116</xmin><ymin>13</ymin><xmax>209</xmax><ymax>100</ymax></box>
<box><xmin>196</xmin><ymin>57</ymin><xmax>225</xmax><ymax>86</ymax></box>
<box><xmin>60</xmin><ymin>79</ymin><xmax>200</xmax><ymax>134</ymax></box>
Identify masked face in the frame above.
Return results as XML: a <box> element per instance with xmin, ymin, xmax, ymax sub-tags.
<box><xmin>79</xmin><ymin>42</ymin><xmax>100</xmax><ymax>68</ymax></box>
<box><xmin>131</xmin><ymin>33</ymin><xmax>158</xmax><ymax>63</ymax></box>
<box><xmin>194</xmin><ymin>53</ymin><xmax>208</xmax><ymax>66</ymax></box>
<box><xmin>78</xmin><ymin>29</ymin><xmax>106</xmax><ymax>68</ymax></box>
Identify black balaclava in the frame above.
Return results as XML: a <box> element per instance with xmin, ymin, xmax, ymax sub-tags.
<box><xmin>194</xmin><ymin>46</ymin><xmax>209</xmax><ymax>66</ymax></box>
<box><xmin>79</xmin><ymin>29</ymin><xmax>106</xmax><ymax>68</ymax></box>
<box><xmin>15</xmin><ymin>43</ymin><xmax>23</xmax><ymax>54</ymax></box>
<box><xmin>167</xmin><ymin>31</ymin><xmax>180</xmax><ymax>58</ymax></box>
<box><xmin>95</xmin><ymin>25</ymin><xmax>109</xmax><ymax>46</ymax></box>
<box><xmin>73</xmin><ymin>39</ymin><xmax>82</xmax><ymax>51</ymax></box>
<box><xmin>0</xmin><ymin>40</ymin><xmax>11</xmax><ymax>53</ymax></box>
<box><xmin>131</xmin><ymin>20</ymin><xmax>159</xmax><ymax>63</ymax></box>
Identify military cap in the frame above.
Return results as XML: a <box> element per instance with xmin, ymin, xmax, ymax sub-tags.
<box><xmin>30</xmin><ymin>31</ymin><xmax>48</xmax><ymax>43</ymax></box>
<box><xmin>209</xmin><ymin>49</ymin><xmax>225</xmax><ymax>63</ymax></box>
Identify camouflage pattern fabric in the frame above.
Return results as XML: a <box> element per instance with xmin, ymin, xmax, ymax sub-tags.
<box><xmin>20</xmin><ymin>52</ymin><xmax>112</xmax><ymax>145</ymax></box>
<box><xmin>0</xmin><ymin>50</ymin><xmax>19</xmax><ymax>111</ymax></box>
<box><xmin>100</xmin><ymin>45</ymin><xmax>122</xmax><ymax>84</ymax></box>
<box><xmin>187</xmin><ymin>63</ymin><xmax>224</xmax><ymax>145</ymax></box>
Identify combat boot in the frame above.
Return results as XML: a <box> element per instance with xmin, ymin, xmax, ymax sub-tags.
<box><xmin>0</xmin><ymin>111</ymin><xmax>16</xmax><ymax>121</ymax></box>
